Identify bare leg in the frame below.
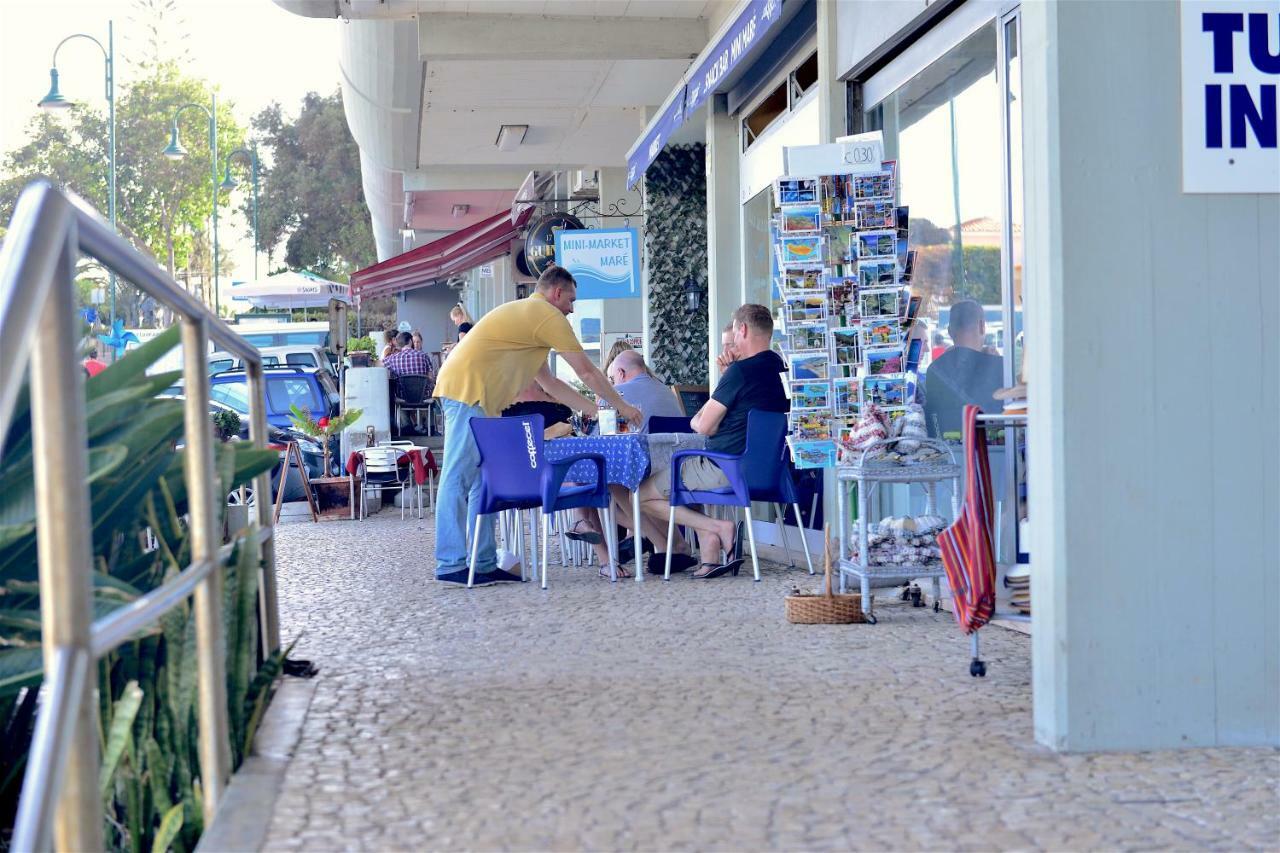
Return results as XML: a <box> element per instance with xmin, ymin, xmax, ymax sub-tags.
<box><xmin>608</xmin><ymin>484</ymin><xmax>679</xmax><ymax>554</ymax></box>
<box><xmin>634</xmin><ymin>478</ymin><xmax>734</xmax><ymax>569</ymax></box>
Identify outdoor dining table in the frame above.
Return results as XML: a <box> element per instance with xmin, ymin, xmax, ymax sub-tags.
<box><xmin>545</xmin><ymin>431</ymin><xmax>706</xmax><ymax>581</ymax></box>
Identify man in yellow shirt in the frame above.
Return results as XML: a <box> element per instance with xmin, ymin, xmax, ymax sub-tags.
<box><xmin>433</xmin><ymin>265</ymin><xmax>641</xmax><ymax>586</ymax></box>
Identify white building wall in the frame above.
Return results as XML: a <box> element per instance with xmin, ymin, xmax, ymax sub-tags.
<box><xmin>1022</xmin><ymin>0</ymin><xmax>1279</xmax><ymax>750</ymax></box>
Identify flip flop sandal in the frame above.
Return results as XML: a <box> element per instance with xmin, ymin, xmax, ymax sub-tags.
<box><xmin>598</xmin><ymin>563</ymin><xmax>633</xmax><ymax>580</ymax></box>
<box><xmin>564</xmin><ymin>519</ymin><xmax>603</xmax><ymax>545</ymax></box>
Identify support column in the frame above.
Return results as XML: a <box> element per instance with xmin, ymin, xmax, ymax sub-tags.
<box><xmin>597</xmin><ymin>166</ymin><xmax>644</xmax><ymax>355</ymax></box>
<box><xmin>705</xmin><ymin>94</ymin><xmax>742</xmax><ymax>385</ymax></box>
<box><xmin>816</xmin><ymin>0</ymin><xmax>846</xmax><ymax>142</ymax></box>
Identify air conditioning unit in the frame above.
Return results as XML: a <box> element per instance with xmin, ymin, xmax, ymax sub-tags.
<box><xmin>569</xmin><ymin>169</ymin><xmax>599</xmax><ymax>198</ymax></box>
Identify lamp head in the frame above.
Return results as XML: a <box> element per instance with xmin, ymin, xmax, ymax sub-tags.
<box><xmin>219</xmin><ymin>172</ymin><xmax>237</xmax><ymax>191</ymax></box>
<box><xmin>162</xmin><ymin>127</ymin><xmax>187</xmax><ymax>160</ymax></box>
<box><xmin>38</xmin><ymin>68</ymin><xmax>72</xmax><ymax>112</ymax></box>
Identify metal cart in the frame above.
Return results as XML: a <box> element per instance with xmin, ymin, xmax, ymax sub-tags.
<box><xmin>835</xmin><ymin>438</ymin><xmax>961</xmax><ymax>622</ymax></box>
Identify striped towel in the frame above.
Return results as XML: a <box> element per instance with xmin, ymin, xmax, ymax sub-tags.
<box><xmin>939</xmin><ymin>405</ymin><xmax>997</xmax><ymax>633</ymax></box>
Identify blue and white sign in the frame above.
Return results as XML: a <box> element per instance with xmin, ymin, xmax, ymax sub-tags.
<box><xmin>627</xmin><ymin>86</ymin><xmax>688</xmax><ymax>189</ymax></box>
<box><xmin>685</xmin><ymin>0</ymin><xmax>783</xmax><ymax>116</ymax></box>
<box><xmin>1180</xmin><ymin>1</ymin><xmax>1279</xmax><ymax>193</ymax></box>
<box><xmin>554</xmin><ymin>228</ymin><xmax>641</xmax><ymax>300</ymax></box>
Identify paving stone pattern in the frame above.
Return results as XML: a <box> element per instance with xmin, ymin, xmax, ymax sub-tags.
<box><xmin>262</xmin><ymin>513</ymin><xmax>1279</xmax><ymax>851</ymax></box>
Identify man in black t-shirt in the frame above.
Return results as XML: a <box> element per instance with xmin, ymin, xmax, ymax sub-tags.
<box><xmin>924</xmin><ymin>299</ymin><xmax>1004</xmax><ymax>437</ymax></box>
<box><xmin>632</xmin><ymin>304</ymin><xmax>790</xmax><ymax>578</ymax></box>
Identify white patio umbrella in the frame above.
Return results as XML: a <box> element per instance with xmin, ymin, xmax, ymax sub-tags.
<box><xmin>230</xmin><ymin>270</ymin><xmax>351</xmax><ymax>310</ymax></box>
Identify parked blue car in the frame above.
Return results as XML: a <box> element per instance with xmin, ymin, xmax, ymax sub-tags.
<box><xmin>207</xmin><ymin>366</ymin><xmax>340</xmax><ymax>429</ymax></box>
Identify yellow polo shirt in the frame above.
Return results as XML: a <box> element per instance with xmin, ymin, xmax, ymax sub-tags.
<box><xmin>434</xmin><ymin>293</ymin><xmax>584</xmax><ymax>416</ymax></box>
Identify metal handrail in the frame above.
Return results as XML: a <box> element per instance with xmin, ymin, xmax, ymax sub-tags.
<box><xmin>0</xmin><ymin>181</ymin><xmax>280</xmax><ymax>852</ymax></box>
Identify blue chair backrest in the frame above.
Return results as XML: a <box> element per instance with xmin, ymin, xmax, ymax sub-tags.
<box><xmin>739</xmin><ymin>410</ymin><xmax>790</xmax><ymax>495</ymax></box>
<box><xmin>470</xmin><ymin>414</ymin><xmax>546</xmax><ymax>504</ymax></box>
<box><xmin>649</xmin><ymin>415</ymin><xmax>694</xmax><ymax>434</ymax></box>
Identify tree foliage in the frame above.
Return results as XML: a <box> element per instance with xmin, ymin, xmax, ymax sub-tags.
<box><xmin>249</xmin><ymin>91</ymin><xmax>375</xmax><ymax>280</ymax></box>
<box><xmin>0</xmin><ymin>63</ymin><xmax>245</xmax><ymax>323</ymax></box>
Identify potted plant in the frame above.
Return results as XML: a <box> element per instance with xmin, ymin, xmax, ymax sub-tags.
<box><xmin>212</xmin><ymin>408</ymin><xmax>242</xmax><ymax>442</ymax></box>
<box><xmin>288</xmin><ymin>404</ymin><xmax>363</xmax><ymax>514</ymax></box>
<box><xmin>347</xmin><ymin>334</ymin><xmax>375</xmax><ymax>367</ymax></box>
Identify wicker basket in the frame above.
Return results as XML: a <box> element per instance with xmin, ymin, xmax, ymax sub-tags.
<box><xmin>785</xmin><ymin>526</ymin><xmax>868</xmax><ymax>624</ymax></box>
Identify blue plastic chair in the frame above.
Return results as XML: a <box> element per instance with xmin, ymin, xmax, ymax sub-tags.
<box><xmin>664</xmin><ymin>410</ymin><xmax>807</xmax><ymax>581</ymax></box>
<box><xmin>468</xmin><ymin>414</ymin><xmax>613</xmax><ymax>588</ymax></box>
<box><xmin>648</xmin><ymin>415</ymin><xmax>694</xmax><ymax>434</ymax></box>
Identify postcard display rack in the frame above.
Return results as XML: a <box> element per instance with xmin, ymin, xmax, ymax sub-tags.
<box><xmin>773</xmin><ymin>162</ymin><xmax>959</xmax><ymax>620</ymax></box>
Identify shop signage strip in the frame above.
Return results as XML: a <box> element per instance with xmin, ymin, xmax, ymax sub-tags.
<box><xmin>626</xmin><ymin>85</ymin><xmax>689</xmax><ymax>189</ymax></box>
<box><xmin>554</xmin><ymin>228</ymin><xmax>641</xmax><ymax>301</ymax></box>
<box><xmin>684</xmin><ymin>0</ymin><xmax>783</xmax><ymax>116</ymax></box>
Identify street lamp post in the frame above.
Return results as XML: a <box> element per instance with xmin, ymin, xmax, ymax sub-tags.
<box><xmin>163</xmin><ymin>97</ymin><xmax>220</xmax><ymax>315</ymax></box>
<box><xmin>40</xmin><ymin>20</ymin><xmax>117</xmax><ymax>328</ymax></box>
<box><xmin>220</xmin><ymin>146</ymin><xmax>260</xmax><ymax>280</ymax></box>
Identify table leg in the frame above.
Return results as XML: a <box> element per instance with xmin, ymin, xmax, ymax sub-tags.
<box><xmin>858</xmin><ymin>479</ymin><xmax>871</xmax><ymax>615</ymax></box>
<box><xmin>836</xmin><ymin>482</ymin><xmax>847</xmax><ymax>593</ymax></box>
<box><xmin>633</xmin><ymin>487</ymin><xmax>645</xmax><ymax>583</ymax></box>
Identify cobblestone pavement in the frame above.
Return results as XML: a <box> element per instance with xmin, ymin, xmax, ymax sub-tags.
<box><xmin>261</xmin><ymin>512</ymin><xmax>1279</xmax><ymax>852</ymax></box>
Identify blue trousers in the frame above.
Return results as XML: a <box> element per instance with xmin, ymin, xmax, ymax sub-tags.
<box><xmin>434</xmin><ymin>398</ymin><xmax>496</xmax><ymax>576</ymax></box>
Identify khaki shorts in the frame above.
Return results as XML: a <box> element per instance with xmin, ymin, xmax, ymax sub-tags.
<box><xmin>649</xmin><ymin>456</ymin><xmax>730</xmax><ymax>498</ymax></box>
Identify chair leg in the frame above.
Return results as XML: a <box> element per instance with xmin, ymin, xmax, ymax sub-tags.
<box><xmin>775</xmin><ymin>503</ymin><xmax>795</xmax><ymax>569</ymax></box>
<box><xmin>793</xmin><ymin>502</ymin><xmax>815</xmax><ymax>574</ymax></box>
<box><xmin>664</xmin><ymin>506</ymin><xmax>677</xmax><ymax>580</ymax></box>
<box><xmin>541</xmin><ymin>511</ymin><xmax>550</xmax><ymax>590</ymax></box>
<box><xmin>467</xmin><ymin>514</ymin><xmax>483</xmax><ymax>588</ymax></box>
<box><xmin>744</xmin><ymin>503</ymin><xmax>761</xmax><ymax>582</ymax></box>
<box><xmin>400</xmin><ymin>484</ymin><xmax>406</xmax><ymax>520</ymax></box>
<box><xmin>558</xmin><ymin>512</ymin><xmax>569</xmax><ymax>568</ymax></box>
<box><xmin>529</xmin><ymin>509</ymin><xmax>540</xmax><ymax>583</ymax></box>
<box><xmin>602</xmin><ymin>506</ymin><xmax>617</xmax><ymax>582</ymax></box>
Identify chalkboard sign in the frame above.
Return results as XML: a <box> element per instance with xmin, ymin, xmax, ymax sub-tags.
<box><xmin>672</xmin><ymin>384</ymin><xmax>709</xmax><ymax>417</ymax></box>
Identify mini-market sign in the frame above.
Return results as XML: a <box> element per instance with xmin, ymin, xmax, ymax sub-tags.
<box><xmin>554</xmin><ymin>228</ymin><xmax>641</xmax><ymax>300</ymax></box>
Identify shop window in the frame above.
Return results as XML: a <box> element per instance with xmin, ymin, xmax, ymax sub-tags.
<box><xmin>742</xmin><ymin>82</ymin><xmax>789</xmax><ymax>151</ymax></box>
<box><xmin>865</xmin><ymin>23</ymin><xmax>1011</xmax><ymax>364</ymax></box>
<box><xmin>789</xmin><ymin>51</ymin><xmax>819</xmax><ymax>104</ymax></box>
<box><xmin>742</xmin><ymin>186</ymin><xmax>775</xmax><ymax>309</ymax></box>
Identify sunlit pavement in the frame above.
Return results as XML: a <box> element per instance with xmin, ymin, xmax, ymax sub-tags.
<box><xmin>262</xmin><ymin>511</ymin><xmax>1279</xmax><ymax>851</ymax></box>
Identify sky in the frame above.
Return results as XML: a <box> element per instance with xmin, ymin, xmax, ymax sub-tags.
<box><xmin>0</xmin><ymin>0</ymin><xmax>342</xmax><ymax>279</ymax></box>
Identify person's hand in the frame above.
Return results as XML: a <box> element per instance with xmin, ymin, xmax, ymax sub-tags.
<box><xmin>716</xmin><ymin>350</ymin><xmax>735</xmax><ymax>371</ymax></box>
<box><xmin>618</xmin><ymin>402</ymin><xmax>642</xmax><ymax>425</ymax></box>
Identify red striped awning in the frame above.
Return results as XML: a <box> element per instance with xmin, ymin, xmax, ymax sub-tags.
<box><xmin>351</xmin><ymin>207</ymin><xmax>533</xmax><ymax>300</ymax></box>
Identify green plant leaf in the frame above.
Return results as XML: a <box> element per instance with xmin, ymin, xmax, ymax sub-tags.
<box><xmin>0</xmin><ymin>648</ymin><xmax>43</xmax><ymax>696</ymax></box>
<box><xmin>151</xmin><ymin>802</ymin><xmax>184</xmax><ymax>853</ymax></box>
<box><xmin>100</xmin><ymin>680</ymin><xmax>144</xmax><ymax>798</ymax></box>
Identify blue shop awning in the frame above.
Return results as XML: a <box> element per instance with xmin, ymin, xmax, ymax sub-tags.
<box><xmin>625</xmin><ymin>0</ymin><xmax>793</xmax><ymax>188</ymax></box>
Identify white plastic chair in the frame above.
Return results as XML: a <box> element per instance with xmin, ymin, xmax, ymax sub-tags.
<box><xmin>356</xmin><ymin>446</ymin><xmax>410</xmax><ymax>519</ymax></box>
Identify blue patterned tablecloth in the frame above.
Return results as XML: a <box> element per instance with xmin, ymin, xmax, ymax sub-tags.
<box><xmin>546</xmin><ymin>433</ymin><xmax>706</xmax><ymax>490</ymax></box>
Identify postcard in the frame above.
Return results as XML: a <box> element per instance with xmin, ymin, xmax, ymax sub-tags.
<box><xmin>903</xmin><ymin>294</ymin><xmax>922</xmax><ymax>326</ymax></box>
<box><xmin>833</xmin><ymin>377</ymin><xmax>859</xmax><ymax>416</ymax></box>
<box><xmin>861</xmin><ymin>320</ymin><xmax>902</xmax><ymax>349</ymax></box>
<box><xmin>776</xmin><ymin>176</ymin><xmax>819</xmax><ymax>205</ymax></box>
<box><xmin>827</xmin><ymin>225</ymin><xmax>854</xmax><ymax>263</ymax></box>
<box><xmin>779</xmin><ymin>235</ymin><xmax>824</xmax><ymax>265</ymax></box>
<box><xmin>854</xmin><ymin>200</ymin><xmax>896</xmax><ymax>229</ymax></box>
<box><xmin>789</xmin><ymin>380</ymin><xmax>832</xmax><ymax>411</ymax></box>
<box><xmin>831</xmin><ymin>326</ymin><xmax>861</xmax><ymax>366</ymax></box>
<box><xmin>853</xmin><ymin>170</ymin><xmax>895</xmax><ymax>200</ymax></box>
<box><xmin>865</xmin><ymin>347</ymin><xmax>904</xmax><ymax>377</ymax></box>
<box><xmin>863</xmin><ymin>376</ymin><xmax>908</xmax><ymax>409</ymax></box>
<box><xmin>789</xmin><ymin>410</ymin><xmax>832</xmax><ymax>441</ymax></box>
<box><xmin>780</xmin><ymin>203</ymin><xmax>822</xmax><ymax>233</ymax></box>
<box><xmin>789</xmin><ymin>351</ymin><xmax>829</xmax><ymax>380</ymax></box>
<box><xmin>901</xmin><ymin>249</ymin><xmax>917</xmax><ymax>283</ymax></box>
<box><xmin>858</xmin><ymin>287</ymin><xmax>900</xmax><ymax>319</ymax></box>
<box><xmin>788</xmin><ymin>438</ymin><xmax>838</xmax><ymax>470</ymax></box>
<box><xmin>858</xmin><ymin>259</ymin><xmax>897</xmax><ymax>289</ymax></box>
<box><xmin>904</xmin><ymin>337</ymin><xmax>924</xmax><ymax>374</ymax></box>
<box><xmin>787</xmin><ymin>322</ymin><xmax>828</xmax><ymax>352</ymax></box>
<box><xmin>781</xmin><ymin>268</ymin><xmax>823</xmax><ymax>291</ymax></box>
<box><xmin>855</xmin><ymin>229</ymin><xmax>896</xmax><ymax>259</ymax></box>
<box><xmin>783</xmin><ymin>290</ymin><xmax>828</xmax><ymax>324</ymax></box>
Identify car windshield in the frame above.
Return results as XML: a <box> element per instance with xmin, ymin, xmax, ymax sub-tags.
<box><xmin>208</xmin><ymin>375</ymin><xmax>322</xmax><ymax>415</ymax></box>
<box><xmin>265</xmin><ymin>376</ymin><xmax>323</xmax><ymax>414</ymax></box>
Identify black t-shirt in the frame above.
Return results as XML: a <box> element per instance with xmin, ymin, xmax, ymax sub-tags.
<box><xmin>501</xmin><ymin>400</ymin><xmax>573</xmax><ymax>425</ymax></box>
<box><xmin>708</xmin><ymin>350</ymin><xmax>790</xmax><ymax>454</ymax></box>
<box><xmin>923</xmin><ymin>346</ymin><xmax>1004</xmax><ymax>437</ymax></box>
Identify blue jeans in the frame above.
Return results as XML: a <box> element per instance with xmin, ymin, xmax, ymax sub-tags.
<box><xmin>434</xmin><ymin>398</ymin><xmax>496</xmax><ymax>576</ymax></box>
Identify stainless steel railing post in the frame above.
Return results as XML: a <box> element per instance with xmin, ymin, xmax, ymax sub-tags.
<box><xmin>246</xmin><ymin>362</ymin><xmax>281</xmax><ymax>654</ymax></box>
<box><xmin>180</xmin><ymin>316</ymin><xmax>232</xmax><ymax>824</ymax></box>
<box><xmin>27</xmin><ymin>220</ymin><xmax>104</xmax><ymax>853</ymax></box>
